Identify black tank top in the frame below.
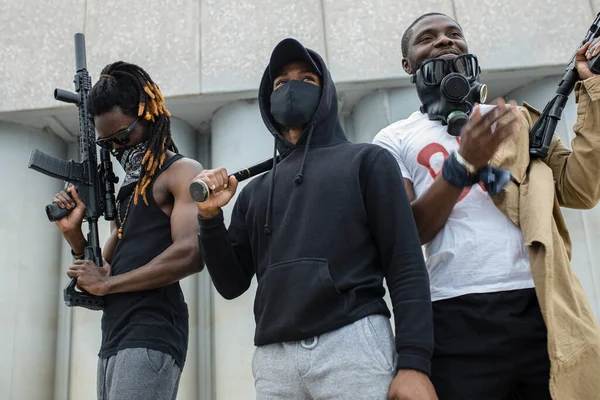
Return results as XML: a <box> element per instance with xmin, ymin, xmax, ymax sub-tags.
<box><xmin>100</xmin><ymin>154</ymin><xmax>188</xmax><ymax>367</ymax></box>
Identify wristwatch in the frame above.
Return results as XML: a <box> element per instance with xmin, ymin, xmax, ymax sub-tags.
<box><xmin>454</xmin><ymin>152</ymin><xmax>478</xmax><ymax>175</ymax></box>
<box><xmin>71</xmin><ymin>240</ymin><xmax>87</xmax><ymax>260</ymax></box>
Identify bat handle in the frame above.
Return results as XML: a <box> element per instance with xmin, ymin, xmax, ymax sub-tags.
<box><xmin>189</xmin><ymin>179</ymin><xmax>210</xmax><ymax>203</ymax></box>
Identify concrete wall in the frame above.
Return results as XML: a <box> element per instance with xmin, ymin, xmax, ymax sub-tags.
<box><xmin>0</xmin><ymin>122</ymin><xmax>66</xmax><ymax>399</ymax></box>
<box><xmin>0</xmin><ymin>0</ymin><xmax>596</xmax><ymax>112</ymax></box>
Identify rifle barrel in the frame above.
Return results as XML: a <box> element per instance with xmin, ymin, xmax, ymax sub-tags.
<box><xmin>74</xmin><ymin>33</ymin><xmax>86</xmax><ymax>72</ymax></box>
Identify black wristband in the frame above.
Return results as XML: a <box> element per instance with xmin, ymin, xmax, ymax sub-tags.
<box><xmin>71</xmin><ymin>243</ymin><xmax>86</xmax><ymax>260</ymax></box>
<box><xmin>442</xmin><ymin>152</ymin><xmax>478</xmax><ymax>188</ymax></box>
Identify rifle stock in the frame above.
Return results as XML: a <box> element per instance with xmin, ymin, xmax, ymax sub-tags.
<box><xmin>28</xmin><ymin>33</ymin><xmax>118</xmax><ymax>311</ymax></box>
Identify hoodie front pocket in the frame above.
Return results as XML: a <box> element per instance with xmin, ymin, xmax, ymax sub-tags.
<box><xmin>254</xmin><ymin>258</ymin><xmax>343</xmax><ymax>341</ymax></box>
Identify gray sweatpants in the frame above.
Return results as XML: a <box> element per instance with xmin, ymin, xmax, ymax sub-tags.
<box><xmin>97</xmin><ymin>348</ymin><xmax>182</xmax><ymax>400</ymax></box>
<box><xmin>252</xmin><ymin>314</ymin><xmax>397</xmax><ymax>399</ymax></box>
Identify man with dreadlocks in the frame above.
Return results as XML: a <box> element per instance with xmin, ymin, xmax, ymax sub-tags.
<box><xmin>51</xmin><ymin>61</ymin><xmax>204</xmax><ymax>400</ymax></box>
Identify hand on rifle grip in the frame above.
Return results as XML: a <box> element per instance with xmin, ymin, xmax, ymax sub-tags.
<box><xmin>46</xmin><ymin>202</ymin><xmax>72</xmax><ymax>221</ymax></box>
<box><xmin>577</xmin><ymin>40</ymin><xmax>600</xmax><ymax>80</ymax></box>
<box><xmin>51</xmin><ymin>185</ymin><xmax>86</xmax><ymax>234</ymax></box>
<box><xmin>48</xmin><ymin>185</ymin><xmax>75</xmax><ymax>221</ymax></box>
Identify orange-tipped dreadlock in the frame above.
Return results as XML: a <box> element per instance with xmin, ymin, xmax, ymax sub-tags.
<box><xmin>88</xmin><ymin>61</ymin><xmax>178</xmax><ymax>206</ymax></box>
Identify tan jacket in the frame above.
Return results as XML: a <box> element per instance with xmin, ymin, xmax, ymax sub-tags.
<box><xmin>491</xmin><ymin>75</ymin><xmax>600</xmax><ymax>399</ymax></box>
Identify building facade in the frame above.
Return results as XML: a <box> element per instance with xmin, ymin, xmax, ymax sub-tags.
<box><xmin>1</xmin><ymin>0</ymin><xmax>600</xmax><ymax>399</ymax></box>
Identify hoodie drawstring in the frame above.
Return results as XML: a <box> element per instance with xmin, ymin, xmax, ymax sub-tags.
<box><xmin>293</xmin><ymin>125</ymin><xmax>315</xmax><ymax>186</ymax></box>
<box><xmin>263</xmin><ymin>139</ymin><xmax>279</xmax><ymax>236</ymax></box>
<box><xmin>264</xmin><ymin>125</ymin><xmax>315</xmax><ymax>236</ymax></box>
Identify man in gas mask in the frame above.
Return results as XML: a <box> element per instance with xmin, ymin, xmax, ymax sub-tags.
<box><xmin>373</xmin><ymin>12</ymin><xmax>600</xmax><ymax>400</ymax></box>
<box><xmin>194</xmin><ymin>38</ymin><xmax>437</xmax><ymax>399</ymax></box>
<box><xmin>51</xmin><ymin>61</ymin><xmax>204</xmax><ymax>399</ymax></box>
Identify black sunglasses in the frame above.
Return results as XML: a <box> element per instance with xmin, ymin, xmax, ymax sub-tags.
<box><xmin>415</xmin><ymin>54</ymin><xmax>480</xmax><ymax>86</ymax></box>
<box><xmin>95</xmin><ymin>118</ymin><xmax>139</xmax><ymax>150</ymax></box>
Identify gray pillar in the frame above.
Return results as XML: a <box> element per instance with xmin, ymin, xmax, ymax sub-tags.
<box><xmin>209</xmin><ymin>100</ymin><xmax>273</xmax><ymax>400</ymax></box>
<box><xmin>169</xmin><ymin>117</ymin><xmax>199</xmax><ymax>400</ymax></box>
<box><xmin>195</xmin><ymin>131</ymin><xmax>214</xmax><ymax>400</ymax></box>
<box><xmin>0</xmin><ymin>122</ymin><xmax>66</xmax><ymax>399</ymax></box>
<box><xmin>351</xmin><ymin>88</ymin><xmax>420</xmax><ymax>144</ymax></box>
<box><xmin>506</xmin><ymin>77</ymin><xmax>600</xmax><ymax>320</ymax></box>
<box><xmin>54</xmin><ymin>142</ymin><xmax>78</xmax><ymax>400</ymax></box>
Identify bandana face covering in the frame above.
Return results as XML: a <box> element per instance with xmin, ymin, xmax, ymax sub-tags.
<box><xmin>112</xmin><ymin>141</ymin><xmax>149</xmax><ymax>188</ymax></box>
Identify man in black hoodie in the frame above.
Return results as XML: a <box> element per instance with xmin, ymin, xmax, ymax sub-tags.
<box><xmin>194</xmin><ymin>38</ymin><xmax>436</xmax><ymax>400</ymax></box>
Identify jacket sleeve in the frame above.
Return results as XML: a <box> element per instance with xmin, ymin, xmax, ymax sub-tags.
<box><xmin>364</xmin><ymin>148</ymin><xmax>434</xmax><ymax>376</ymax></box>
<box><xmin>197</xmin><ymin>193</ymin><xmax>255</xmax><ymax>300</ymax></box>
<box><xmin>537</xmin><ymin>75</ymin><xmax>600</xmax><ymax>209</ymax></box>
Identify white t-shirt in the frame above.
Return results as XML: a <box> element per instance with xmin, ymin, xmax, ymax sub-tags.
<box><xmin>373</xmin><ymin>106</ymin><xmax>534</xmax><ymax>301</ymax></box>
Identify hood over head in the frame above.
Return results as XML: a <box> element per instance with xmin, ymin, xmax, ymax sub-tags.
<box><xmin>258</xmin><ymin>38</ymin><xmax>347</xmax><ymax>154</ymax></box>
<box><xmin>256</xmin><ymin>38</ymin><xmax>348</xmax><ymax>236</ymax></box>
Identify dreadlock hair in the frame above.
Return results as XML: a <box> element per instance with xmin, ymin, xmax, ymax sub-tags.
<box><xmin>88</xmin><ymin>61</ymin><xmax>178</xmax><ymax>206</ymax></box>
<box><xmin>401</xmin><ymin>12</ymin><xmax>461</xmax><ymax>58</ymax></box>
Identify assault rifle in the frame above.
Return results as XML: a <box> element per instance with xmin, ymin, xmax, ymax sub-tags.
<box><xmin>530</xmin><ymin>13</ymin><xmax>600</xmax><ymax>158</ymax></box>
<box><xmin>28</xmin><ymin>33</ymin><xmax>118</xmax><ymax>310</ymax></box>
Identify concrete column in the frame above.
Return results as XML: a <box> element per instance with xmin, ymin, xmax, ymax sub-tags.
<box><xmin>506</xmin><ymin>77</ymin><xmax>600</xmax><ymax>320</ymax></box>
<box><xmin>0</xmin><ymin>122</ymin><xmax>66</xmax><ymax>399</ymax></box>
<box><xmin>195</xmin><ymin>132</ymin><xmax>214</xmax><ymax>400</ymax></box>
<box><xmin>210</xmin><ymin>100</ymin><xmax>273</xmax><ymax>400</ymax></box>
<box><xmin>351</xmin><ymin>91</ymin><xmax>391</xmax><ymax>144</ymax></box>
<box><xmin>339</xmin><ymin>115</ymin><xmax>354</xmax><ymax>142</ymax></box>
<box><xmin>53</xmin><ymin>142</ymin><xmax>78</xmax><ymax>400</ymax></box>
<box><xmin>351</xmin><ymin>88</ymin><xmax>420</xmax><ymax>144</ymax></box>
<box><xmin>169</xmin><ymin>117</ymin><xmax>199</xmax><ymax>400</ymax></box>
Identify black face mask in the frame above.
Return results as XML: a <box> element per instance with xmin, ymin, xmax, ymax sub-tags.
<box><xmin>270</xmin><ymin>80</ymin><xmax>321</xmax><ymax>127</ymax></box>
<box><xmin>413</xmin><ymin>54</ymin><xmax>487</xmax><ymax>136</ymax></box>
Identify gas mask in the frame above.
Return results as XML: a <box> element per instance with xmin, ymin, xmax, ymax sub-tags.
<box><xmin>413</xmin><ymin>54</ymin><xmax>487</xmax><ymax>136</ymax></box>
<box><xmin>414</xmin><ymin>54</ymin><xmax>512</xmax><ymax>196</ymax></box>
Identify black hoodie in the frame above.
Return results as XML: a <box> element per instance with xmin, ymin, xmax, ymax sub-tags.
<box><xmin>198</xmin><ymin>49</ymin><xmax>433</xmax><ymax>374</ymax></box>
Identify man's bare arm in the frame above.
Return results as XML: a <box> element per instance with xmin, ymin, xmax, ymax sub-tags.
<box><xmin>52</xmin><ymin>188</ymin><xmax>118</xmax><ymax>261</ymax></box>
<box><xmin>104</xmin><ymin>158</ymin><xmax>205</xmax><ymax>294</ymax></box>
<box><xmin>405</xmin><ymin>101</ymin><xmax>519</xmax><ymax>244</ymax></box>
<box><xmin>406</xmin><ymin>177</ymin><xmax>463</xmax><ymax>244</ymax></box>
<box><xmin>102</xmin><ymin>221</ymin><xmax>118</xmax><ymax>263</ymax></box>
